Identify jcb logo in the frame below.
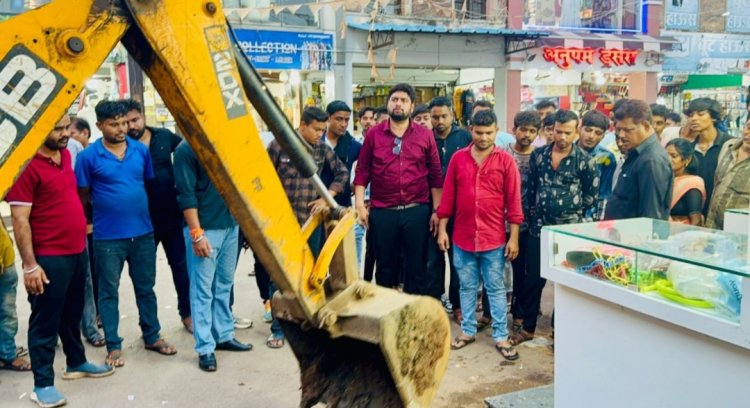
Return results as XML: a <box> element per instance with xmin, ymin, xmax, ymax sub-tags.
<box><xmin>0</xmin><ymin>45</ymin><xmax>65</xmax><ymax>162</ymax></box>
<box><xmin>205</xmin><ymin>26</ymin><xmax>247</xmax><ymax>120</ymax></box>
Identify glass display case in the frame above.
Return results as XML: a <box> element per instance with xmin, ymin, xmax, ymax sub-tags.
<box><xmin>547</xmin><ymin>218</ymin><xmax>748</xmax><ymax>323</ymax></box>
<box><xmin>542</xmin><ymin>218</ymin><xmax>750</xmax><ymax>408</ymax></box>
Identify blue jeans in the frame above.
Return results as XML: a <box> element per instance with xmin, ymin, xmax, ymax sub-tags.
<box><xmin>80</xmin><ymin>251</ymin><xmax>101</xmax><ymax>342</ymax></box>
<box><xmin>453</xmin><ymin>245</ymin><xmax>509</xmax><ymax>343</ymax></box>
<box><xmin>0</xmin><ymin>265</ymin><xmax>18</xmax><ymax>361</ymax></box>
<box><xmin>354</xmin><ymin>222</ymin><xmax>365</xmax><ymax>272</ymax></box>
<box><xmin>184</xmin><ymin>226</ymin><xmax>238</xmax><ymax>355</ymax></box>
<box><xmin>95</xmin><ymin>233</ymin><xmax>160</xmax><ymax>351</ymax></box>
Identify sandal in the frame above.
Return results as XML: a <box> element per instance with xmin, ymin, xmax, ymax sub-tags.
<box><xmin>87</xmin><ymin>338</ymin><xmax>106</xmax><ymax>348</ymax></box>
<box><xmin>509</xmin><ymin>329</ymin><xmax>535</xmax><ymax>346</ymax></box>
<box><xmin>144</xmin><ymin>338</ymin><xmax>177</xmax><ymax>356</ymax></box>
<box><xmin>105</xmin><ymin>350</ymin><xmax>125</xmax><ymax>367</ymax></box>
<box><xmin>16</xmin><ymin>346</ymin><xmax>28</xmax><ymax>357</ymax></box>
<box><xmin>511</xmin><ymin>318</ymin><xmax>523</xmax><ymax>334</ymax></box>
<box><xmin>450</xmin><ymin>335</ymin><xmax>476</xmax><ymax>350</ymax></box>
<box><xmin>476</xmin><ymin>317</ymin><xmax>491</xmax><ymax>332</ymax></box>
<box><xmin>0</xmin><ymin>356</ymin><xmax>32</xmax><ymax>371</ymax></box>
<box><xmin>495</xmin><ymin>342</ymin><xmax>519</xmax><ymax>361</ymax></box>
<box><xmin>265</xmin><ymin>336</ymin><xmax>285</xmax><ymax>349</ymax></box>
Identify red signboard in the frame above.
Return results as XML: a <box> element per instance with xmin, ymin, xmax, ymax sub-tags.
<box><xmin>542</xmin><ymin>47</ymin><xmax>640</xmax><ymax>70</ymax></box>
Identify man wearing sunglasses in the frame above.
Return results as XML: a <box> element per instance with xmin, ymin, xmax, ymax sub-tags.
<box><xmin>353</xmin><ymin>84</ymin><xmax>443</xmax><ymax>298</ymax></box>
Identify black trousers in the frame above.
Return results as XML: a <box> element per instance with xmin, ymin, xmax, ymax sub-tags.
<box><xmin>29</xmin><ymin>251</ymin><xmax>88</xmax><ymax>387</ymax></box>
<box><xmin>362</xmin><ymin>225</ymin><xmax>376</xmax><ymax>282</ymax></box>
<box><xmin>154</xmin><ymin>224</ymin><xmax>191</xmax><ymax>319</ymax></box>
<box><xmin>86</xmin><ymin>233</ymin><xmax>98</xmax><ymax>314</ymax></box>
<box><xmin>510</xmin><ymin>230</ymin><xmax>530</xmax><ymax>319</ymax></box>
<box><xmin>370</xmin><ymin>205</ymin><xmax>438</xmax><ymax>298</ymax></box>
<box><xmin>254</xmin><ymin>254</ymin><xmax>270</xmax><ymax>302</ymax></box>
<box><xmin>517</xmin><ymin>235</ymin><xmax>545</xmax><ymax>333</ymax></box>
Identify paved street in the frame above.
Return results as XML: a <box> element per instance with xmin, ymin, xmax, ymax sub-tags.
<box><xmin>0</xmin><ymin>246</ymin><xmax>554</xmax><ymax>408</ymax></box>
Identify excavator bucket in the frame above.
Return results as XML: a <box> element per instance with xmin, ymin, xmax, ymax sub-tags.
<box><xmin>274</xmin><ymin>282</ymin><xmax>451</xmax><ymax>407</ymax></box>
<box><xmin>0</xmin><ymin>1</ymin><xmax>452</xmax><ymax>406</ymax></box>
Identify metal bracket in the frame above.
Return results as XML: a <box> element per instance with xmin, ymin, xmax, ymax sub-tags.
<box><xmin>371</xmin><ymin>31</ymin><xmax>394</xmax><ymax>50</ymax></box>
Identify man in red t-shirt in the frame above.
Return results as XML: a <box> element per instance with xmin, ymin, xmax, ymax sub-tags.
<box><xmin>436</xmin><ymin>110</ymin><xmax>522</xmax><ymax>362</ymax></box>
<box><xmin>7</xmin><ymin>115</ymin><xmax>114</xmax><ymax>408</ymax></box>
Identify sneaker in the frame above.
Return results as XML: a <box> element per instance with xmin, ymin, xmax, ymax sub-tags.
<box><xmin>30</xmin><ymin>386</ymin><xmax>67</xmax><ymax>408</ymax></box>
<box><xmin>440</xmin><ymin>294</ymin><xmax>453</xmax><ymax>313</ymax></box>
<box><xmin>62</xmin><ymin>361</ymin><xmax>115</xmax><ymax>380</ymax></box>
<box><xmin>263</xmin><ymin>301</ymin><xmax>272</xmax><ymax>323</ymax></box>
<box><xmin>233</xmin><ymin>315</ymin><xmax>253</xmax><ymax>329</ymax></box>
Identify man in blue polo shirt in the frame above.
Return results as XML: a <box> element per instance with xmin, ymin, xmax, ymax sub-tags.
<box><xmin>75</xmin><ymin>101</ymin><xmax>176</xmax><ymax>368</ymax></box>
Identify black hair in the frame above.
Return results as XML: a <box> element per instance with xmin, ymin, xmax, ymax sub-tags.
<box><xmin>611</xmin><ymin>99</ymin><xmax>628</xmax><ymax>116</ymax></box>
<box><xmin>358</xmin><ymin>106</ymin><xmax>375</xmax><ymax>119</ymax></box>
<box><xmin>554</xmin><ymin>109</ymin><xmax>579</xmax><ymax>127</ymax></box>
<box><xmin>301</xmin><ymin>106</ymin><xmax>329</xmax><ymax>124</ymax></box>
<box><xmin>535</xmin><ymin>99</ymin><xmax>557</xmax><ymax>111</ymax></box>
<box><xmin>471</xmin><ymin>110</ymin><xmax>497</xmax><ymax>127</ymax></box>
<box><xmin>374</xmin><ymin>106</ymin><xmax>388</xmax><ymax>119</ymax></box>
<box><xmin>684</xmin><ymin>98</ymin><xmax>722</xmax><ymax>123</ymax></box>
<box><xmin>666</xmin><ymin>112</ymin><xmax>682</xmax><ymax>124</ymax></box>
<box><xmin>121</xmin><ymin>98</ymin><xmax>143</xmax><ymax>114</ymax></box>
<box><xmin>543</xmin><ymin>114</ymin><xmax>556</xmax><ymax>128</ymax></box>
<box><xmin>387</xmin><ymin>83</ymin><xmax>416</xmax><ymax>104</ymax></box>
<box><xmin>650</xmin><ymin>103</ymin><xmax>668</xmax><ymax>119</ymax></box>
<box><xmin>428</xmin><ymin>96</ymin><xmax>452</xmax><ymax>109</ymax></box>
<box><xmin>70</xmin><ymin>116</ymin><xmax>90</xmax><ymax>134</ymax></box>
<box><xmin>581</xmin><ymin>110</ymin><xmax>610</xmax><ymax>131</ymax></box>
<box><xmin>326</xmin><ymin>100</ymin><xmax>351</xmax><ymax>115</ymax></box>
<box><xmin>666</xmin><ymin>138</ymin><xmax>700</xmax><ymax>175</ymax></box>
<box><xmin>412</xmin><ymin>104</ymin><xmax>430</xmax><ymax>118</ymax></box>
<box><xmin>513</xmin><ymin>110</ymin><xmax>541</xmax><ymax>129</ymax></box>
<box><xmin>473</xmin><ymin>100</ymin><xmax>493</xmax><ymax>111</ymax></box>
<box><xmin>95</xmin><ymin>100</ymin><xmax>128</xmax><ymax>122</ymax></box>
<box><xmin>614</xmin><ymin>99</ymin><xmax>652</xmax><ymax>124</ymax></box>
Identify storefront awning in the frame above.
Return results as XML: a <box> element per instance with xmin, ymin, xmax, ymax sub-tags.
<box><xmin>539</xmin><ymin>30</ymin><xmax>681</xmax><ymax>52</ymax></box>
<box><xmin>345</xmin><ymin>17</ymin><xmax>547</xmax><ymax>38</ymax></box>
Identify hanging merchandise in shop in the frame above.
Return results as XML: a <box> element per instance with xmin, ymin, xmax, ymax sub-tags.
<box><xmin>233</xmin><ymin>29</ymin><xmax>333</xmax><ymax>71</ymax></box>
<box><xmin>542</xmin><ymin>47</ymin><xmax>639</xmax><ymax>70</ymax></box>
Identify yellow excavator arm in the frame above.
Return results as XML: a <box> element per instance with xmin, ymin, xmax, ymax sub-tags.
<box><xmin>0</xmin><ymin>1</ymin><xmax>450</xmax><ymax>406</ymax></box>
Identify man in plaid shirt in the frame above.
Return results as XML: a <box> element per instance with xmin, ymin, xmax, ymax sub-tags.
<box><xmin>267</xmin><ymin>106</ymin><xmax>349</xmax><ymax>226</ymax></box>
<box><xmin>262</xmin><ymin>106</ymin><xmax>348</xmax><ymax>349</ymax></box>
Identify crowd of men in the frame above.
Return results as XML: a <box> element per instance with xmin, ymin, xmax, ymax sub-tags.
<box><xmin>1</xmin><ymin>82</ymin><xmax>749</xmax><ymax>407</ymax></box>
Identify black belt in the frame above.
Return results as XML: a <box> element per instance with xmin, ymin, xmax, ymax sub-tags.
<box><xmin>383</xmin><ymin>203</ymin><xmax>421</xmax><ymax>210</ymax></box>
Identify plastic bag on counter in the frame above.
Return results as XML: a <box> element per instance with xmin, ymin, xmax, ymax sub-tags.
<box><xmin>666</xmin><ymin>261</ymin><xmax>742</xmax><ymax>318</ymax></box>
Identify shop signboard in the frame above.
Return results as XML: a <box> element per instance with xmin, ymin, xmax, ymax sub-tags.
<box><xmin>663</xmin><ymin>31</ymin><xmax>750</xmax><ymax>73</ymax></box>
<box><xmin>542</xmin><ymin>47</ymin><xmax>639</xmax><ymax>70</ymax></box>
<box><xmin>233</xmin><ymin>29</ymin><xmax>333</xmax><ymax>71</ymax></box>
<box><xmin>726</xmin><ymin>0</ymin><xmax>750</xmax><ymax>34</ymax></box>
<box><xmin>665</xmin><ymin>0</ymin><xmax>699</xmax><ymax>31</ymax></box>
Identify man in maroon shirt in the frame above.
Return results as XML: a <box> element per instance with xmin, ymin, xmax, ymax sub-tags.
<box><xmin>8</xmin><ymin>115</ymin><xmax>114</xmax><ymax>408</ymax></box>
<box><xmin>353</xmin><ymin>83</ymin><xmax>443</xmax><ymax>297</ymax></box>
<box><xmin>436</xmin><ymin>110</ymin><xmax>522</xmax><ymax>360</ymax></box>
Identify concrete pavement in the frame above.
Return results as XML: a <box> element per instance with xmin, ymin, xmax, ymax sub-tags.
<box><xmin>0</xmin><ymin>246</ymin><xmax>554</xmax><ymax>407</ymax></box>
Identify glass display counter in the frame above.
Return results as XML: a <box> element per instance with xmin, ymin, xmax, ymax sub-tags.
<box><xmin>541</xmin><ymin>218</ymin><xmax>750</xmax><ymax>408</ymax></box>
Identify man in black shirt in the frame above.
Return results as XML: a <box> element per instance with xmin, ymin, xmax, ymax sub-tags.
<box><xmin>322</xmin><ymin>100</ymin><xmax>361</xmax><ymax>207</ymax></box>
<box><xmin>123</xmin><ymin>99</ymin><xmax>192</xmax><ymax>333</ymax></box>
<box><xmin>429</xmin><ymin>96</ymin><xmax>472</xmax><ymax>322</ymax></box>
<box><xmin>604</xmin><ymin>99</ymin><xmax>673</xmax><ymax>221</ymax></box>
<box><xmin>684</xmin><ymin>98</ymin><xmax>733</xmax><ymax>216</ymax></box>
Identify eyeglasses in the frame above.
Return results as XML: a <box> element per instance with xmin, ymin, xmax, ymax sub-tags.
<box><xmin>393</xmin><ymin>137</ymin><xmax>402</xmax><ymax>155</ymax></box>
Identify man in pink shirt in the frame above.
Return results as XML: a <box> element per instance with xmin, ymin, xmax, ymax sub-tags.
<box><xmin>437</xmin><ymin>110</ymin><xmax>522</xmax><ymax>361</ymax></box>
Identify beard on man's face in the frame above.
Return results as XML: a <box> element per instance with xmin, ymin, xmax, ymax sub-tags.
<box><xmin>44</xmin><ymin>137</ymin><xmax>68</xmax><ymax>151</ymax></box>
